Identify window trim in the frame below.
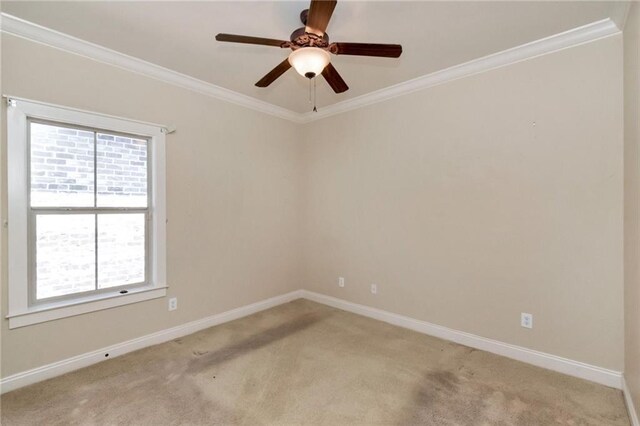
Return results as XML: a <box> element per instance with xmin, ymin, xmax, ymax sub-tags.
<box><xmin>7</xmin><ymin>98</ymin><xmax>167</xmax><ymax>329</ymax></box>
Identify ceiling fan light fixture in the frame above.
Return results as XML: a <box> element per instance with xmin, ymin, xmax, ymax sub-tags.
<box><xmin>288</xmin><ymin>47</ymin><xmax>330</xmax><ymax>79</ymax></box>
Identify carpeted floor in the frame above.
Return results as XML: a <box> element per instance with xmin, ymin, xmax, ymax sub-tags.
<box><xmin>0</xmin><ymin>299</ymin><xmax>630</xmax><ymax>425</ymax></box>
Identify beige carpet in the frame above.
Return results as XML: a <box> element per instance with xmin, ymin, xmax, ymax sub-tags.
<box><xmin>0</xmin><ymin>299</ymin><xmax>630</xmax><ymax>425</ymax></box>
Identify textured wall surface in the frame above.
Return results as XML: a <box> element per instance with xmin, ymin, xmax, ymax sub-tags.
<box><xmin>0</xmin><ymin>31</ymin><xmax>627</xmax><ymax>381</ymax></box>
<box><xmin>1</xmin><ymin>34</ymin><xmax>303</xmax><ymax>377</ymax></box>
<box><xmin>301</xmin><ymin>35</ymin><xmax>624</xmax><ymax>371</ymax></box>
<box><xmin>624</xmin><ymin>2</ymin><xmax>640</xmax><ymax>417</ymax></box>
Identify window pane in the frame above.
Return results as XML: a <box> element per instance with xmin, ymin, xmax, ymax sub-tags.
<box><xmin>36</xmin><ymin>214</ymin><xmax>96</xmax><ymax>300</ymax></box>
<box><xmin>30</xmin><ymin>122</ymin><xmax>95</xmax><ymax>207</ymax></box>
<box><xmin>98</xmin><ymin>214</ymin><xmax>145</xmax><ymax>288</ymax></box>
<box><xmin>97</xmin><ymin>133</ymin><xmax>147</xmax><ymax>207</ymax></box>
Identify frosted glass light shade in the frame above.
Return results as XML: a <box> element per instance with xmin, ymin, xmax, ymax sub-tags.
<box><xmin>288</xmin><ymin>47</ymin><xmax>330</xmax><ymax>78</ymax></box>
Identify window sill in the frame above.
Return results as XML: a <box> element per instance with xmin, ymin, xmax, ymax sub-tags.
<box><xmin>6</xmin><ymin>286</ymin><xmax>168</xmax><ymax>329</ymax></box>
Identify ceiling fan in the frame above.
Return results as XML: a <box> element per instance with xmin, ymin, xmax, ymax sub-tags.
<box><xmin>215</xmin><ymin>0</ymin><xmax>402</xmax><ymax>95</ymax></box>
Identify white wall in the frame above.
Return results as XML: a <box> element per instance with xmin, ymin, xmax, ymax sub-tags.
<box><xmin>624</xmin><ymin>1</ymin><xmax>640</xmax><ymax>416</ymax></box>
<box><xmin>0</xmin><ymin>31</ymin><xmax>626</xmax><ymax>380</ymax></box>
<box><xmin>0</xmin><ymin>34</ymin><xmax>303</xmax><ymax>377</ymax></box>
<box><xmin>301</xmin><ymin>35</ymin><xmax>624</xmax><ymax>371</ymax></box>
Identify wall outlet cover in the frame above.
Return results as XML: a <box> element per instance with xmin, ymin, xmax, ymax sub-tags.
<box><xmin>521</xmin><ymin>312</ymin><xmax>533</xmax><ymax>329</ymax></box>
<box><xmin>169</xmin><ymin>297</ymin><xmax>178</xmax><ymax>311</ymax></box>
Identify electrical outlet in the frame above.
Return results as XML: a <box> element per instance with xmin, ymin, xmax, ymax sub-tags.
<box><xmin>169</xmin><ymin>297</ymin><xmax>178</xmax><ymax>311</ymax></box>
<box><xmin>371</xmin><ymin>284</ymin><xmax>377</xmax><ymax>294</ymax></box>
<box><xmin>338</xmin><ymin>277</ymin><xmax>345</xmax><ymax>288</ymax></box>
<box><xmin>521</xmin><ymin>312</ymin><xmax>533</xmax><ymax>329</ymax></box>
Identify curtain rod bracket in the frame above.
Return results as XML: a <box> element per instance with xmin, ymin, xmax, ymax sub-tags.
<box><xmin>161</xmin><ymin>125</ymin><xmax>176</xmax><ymax>135</ymax></box>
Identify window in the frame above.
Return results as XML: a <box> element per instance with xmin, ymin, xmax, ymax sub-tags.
<box><xmin>7</xmin><ymin>98</ymin><xmax>167</xmax><ymax>328</ymax></box>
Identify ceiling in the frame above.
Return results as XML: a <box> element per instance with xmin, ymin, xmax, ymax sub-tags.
<box><xmin>1</xmin><ymin>1</ymin><xmax>629</xmax><ymax>113</ymax></box>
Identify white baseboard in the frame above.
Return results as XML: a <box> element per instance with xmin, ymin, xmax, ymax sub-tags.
<box><xmin>624</xmin><ymin>376</ymin><xmax>640</xmax><ymax>426</ymax></box>
<box><xmin>0</xmin><ymin>288</ymin><xmax>625</xmax><ymax>395</ymax></box>
<box><xmin>300</xmin><ymin>290</ymin><xmax>623</xmax><ymax>390</ymax></box>
<box><xmin>0</xmin><ymin>290</ymin><xmax>303</xmax><ymax>394</ymax></box>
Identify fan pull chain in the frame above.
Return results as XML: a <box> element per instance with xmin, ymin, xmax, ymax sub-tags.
<box><xmin>313</xmin><ymin>77</ymin><xmax>318</xmax><ymax>113</ymax></box>
<box><xmin>309</xmin><ymin>78</ymin><xmax>312</xmax><ymax>103</ymax></box>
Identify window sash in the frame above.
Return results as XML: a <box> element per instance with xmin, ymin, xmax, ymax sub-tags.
<box><xmin>28</xmin><ymin>210</ymin><xmax>151</xmax><ymax>306</ymax></box>
<box><xmin>28</xmin><ymin>117</ymin><xmax>151</xmax><ymax>210</ymax></box>
<box><xmin>26</xmin><ymin>119</ymin><xmax>152</xmax><ymax>306</ymax></box>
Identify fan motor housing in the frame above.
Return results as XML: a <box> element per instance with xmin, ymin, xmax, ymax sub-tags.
<box><xmin>290</xmin><ymin>27</ymin><xmax>330</xmax><ymax>49</ymax></box>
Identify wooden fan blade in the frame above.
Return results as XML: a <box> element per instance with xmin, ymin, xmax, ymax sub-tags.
<box><xmin>305</xmin><ymin>0</ymin><xmax>337</xmax><ymax>37</ymax></box>
<box><xmin>216</xmin><ymin>33</ymin><xmax>289</xmax><ymax>48</ymax></box>
<box><xmin>321</xmin><ymin>63</ymin><xmax>348</xmax><ymax>93</ymax></box>
<box><xmin>255</xmin><ymin>59</ymin><xmax>292</xmax><ymax>87</ymax></box>
<box><xmin>330</xmin><ymin>42</ymin><xmax>402</xmax><ymax>58</ymax></box>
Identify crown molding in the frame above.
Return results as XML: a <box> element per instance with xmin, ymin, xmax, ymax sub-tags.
<box><xmin>299</xmin><ymin>18</ymin><xmax>620</xmax><ymax>123</ymax></box>
<box><xmin>0</xmin><ymin>13</ymin><xmax>302</xmax><ymax>123</ymax></box>
<box><xmin>0</xmin><ymin>13</ymin><xmax>621</xmax><ymax>125</ymax></box>
<box><xmin>610</xmin><ymin>1</ymin><xmax>632</xmax><ymax>31</ymax></box>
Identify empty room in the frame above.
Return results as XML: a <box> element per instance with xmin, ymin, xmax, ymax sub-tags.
<box><xmin>0</xmin><ymin>0</ymin><xmax>639</xmax><ymax>424</ymax></box>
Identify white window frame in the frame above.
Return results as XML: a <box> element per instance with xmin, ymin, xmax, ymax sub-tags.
<box><xmin>7</xmin><ymin>98</ymin><xmax>167</xmax><ymax>329</ymax></box>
